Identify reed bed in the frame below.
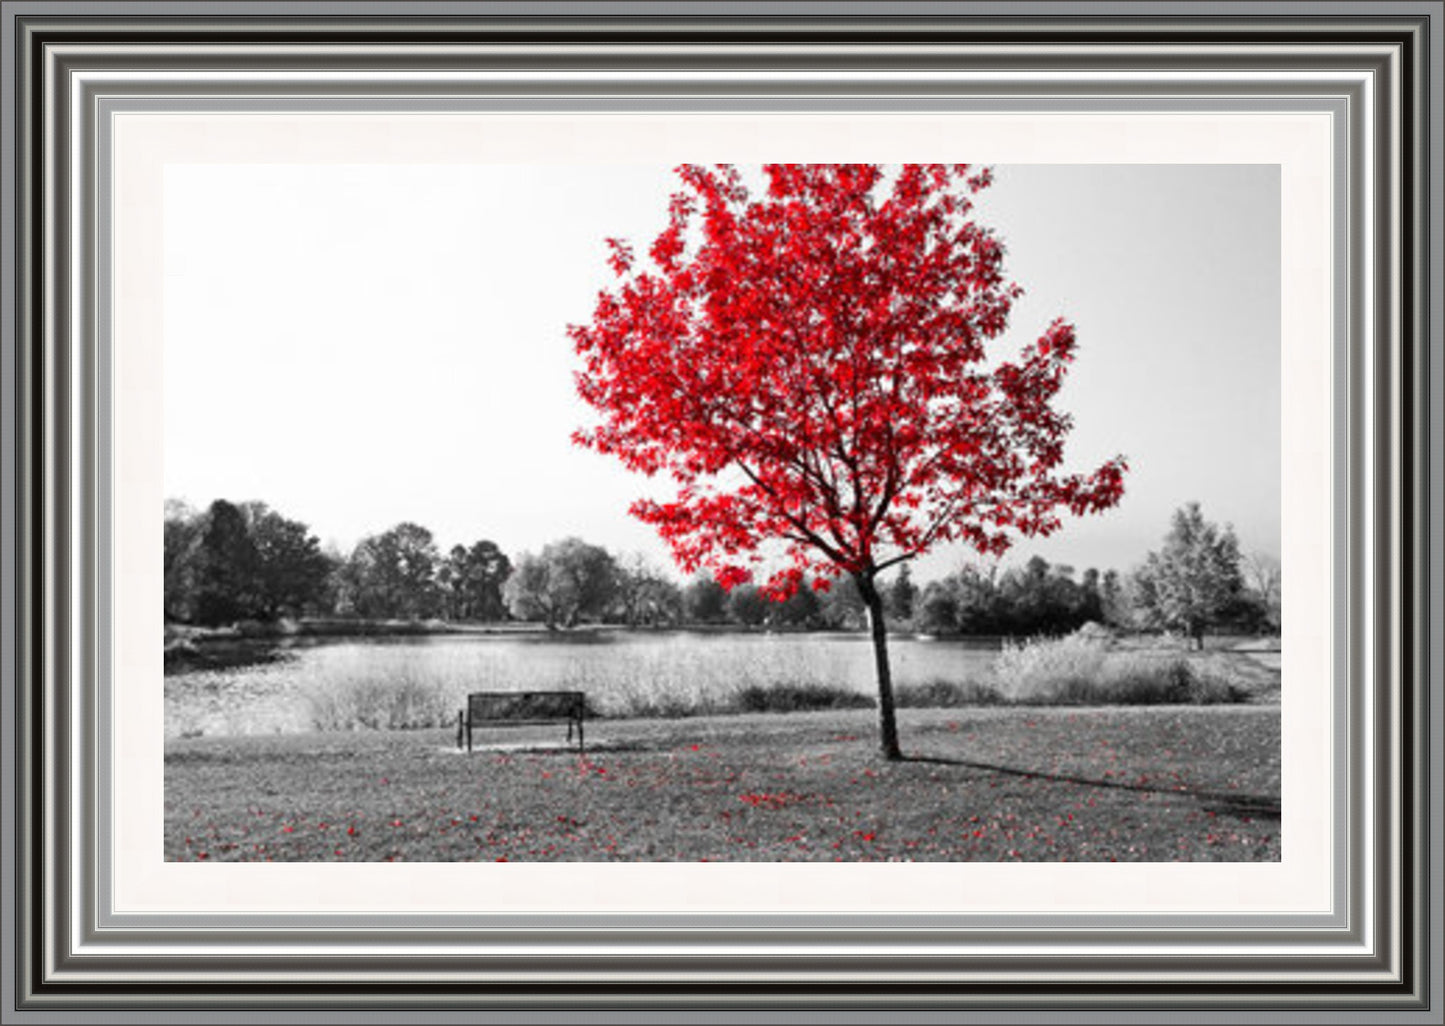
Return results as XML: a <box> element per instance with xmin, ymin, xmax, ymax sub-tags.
<box><xmin>165</xmin><ymin>630</ymin><xmax>1255</xmax><ymax>739</ymax></box>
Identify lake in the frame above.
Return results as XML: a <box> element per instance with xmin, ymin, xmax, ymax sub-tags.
<box><xmin>164</xmin><ymin>631</ymin><xmax>1003</xmax><ymax>739</ymax></box>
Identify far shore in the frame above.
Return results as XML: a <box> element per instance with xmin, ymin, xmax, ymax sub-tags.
<box><xmin>165</xmin><ymin>616</ymin><xmax>1279</xmax><ymax>650</ymax></box>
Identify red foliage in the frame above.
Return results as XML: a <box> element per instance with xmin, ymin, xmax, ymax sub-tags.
<box><xmin>572</xmin><ymin>164</ymin><xmax>1126</xmax><ymax>596</ymax></box>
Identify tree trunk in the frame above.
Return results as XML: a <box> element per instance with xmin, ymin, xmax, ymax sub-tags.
<box><xmin>856</xmin><ymin>574</ymin><xmax>903</xmax><ymax>761</ymax></box>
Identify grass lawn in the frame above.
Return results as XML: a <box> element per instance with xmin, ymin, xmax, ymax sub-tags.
<box><xmin>166</xmin><ymin>704</ymin><xmax>1280</xmax><ymax>863</ymax></box>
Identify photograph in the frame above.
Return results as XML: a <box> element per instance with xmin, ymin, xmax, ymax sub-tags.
<box><xmin>161</xmin><ymin>160</ymin><xmax>1284</xmax><ymax>864</ymax></box>
<box><xmin>8</xmin><ymin>0</ymin><xmax>1437</xmax><ymax>1015</ymax></box>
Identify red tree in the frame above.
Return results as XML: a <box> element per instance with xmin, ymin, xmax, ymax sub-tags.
<box><xmin>571</xmin><ymin>164</ymin><xmax>1126</xmax><ymax>759</ymax></box>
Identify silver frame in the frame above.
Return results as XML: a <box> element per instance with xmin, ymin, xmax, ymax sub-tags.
<box><xmin>2</xmin><ymin>2</ymin><xmax>1439</xmax><ymax>1020</ymax></box>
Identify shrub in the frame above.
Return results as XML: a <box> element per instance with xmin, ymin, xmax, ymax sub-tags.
<box><xmin>731</xmin><ymin>682</ymin><xmax>875</xmax><ymax>714</ymax></box>
<box><xmin>1073</xmin><ymin>620</ymin><xmax>1115</xmax><ymax>643</ymax></box>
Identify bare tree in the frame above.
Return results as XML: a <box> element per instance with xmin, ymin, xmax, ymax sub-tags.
<box><xmin>1242</xmin><ymin>551</ymin><xmax>1282</xmax><ymax>633</ymax></box>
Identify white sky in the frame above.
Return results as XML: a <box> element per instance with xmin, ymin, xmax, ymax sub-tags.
<box><xmin>164</xmin><ymin>163</ymin><xmax>1280</xmax><ymax>582</ymax></box>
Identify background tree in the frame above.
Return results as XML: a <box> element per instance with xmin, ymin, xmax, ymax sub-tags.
<box><xmin>1242</xmin><ymin>551</ymin><xmax>1282</xmax><ymax>634</ymax></box>
<box><xmin>1131</xmin><ymin>502</ymin><xmax>1245</xmax><ymax>649</ymax></box>
<box><xmin>440</xmin><ymin>540</ymin><xmax>512</xmax><ymax>621</ymax></box>
<box><xmin>613</xmin><ymin>554</ymin><xmax>683</xmax><ymax>626</ymax></box>
<box><xmin>342</xmin><ymin>522</ymin><xmax>442</xmax><ymax>620</ymax></box>
<box><xmin>998</xmin><ymin>556</ymin><xmax>1061</xmax><ymax>633</ymax></box>
<box><xmin>768</xmin><ymin>585</ymin><xmax>821</xmax><ymax>629</ymax></box>
<box><xmin>1100</xmin><ymin>568</ymin><xmax>1130</xmax><ymax>628</ymax></box>
<box><xmin>818</xmin><ymin>574</ymin><xmax>868</xmax><ymax>630</ymax></box>
<box><xmin>1078</xmin><ymin>567</ymin><xmax>1106</xmax><ymax>625</ymax></box>
<box><xmin>726</xmin><ymin>583</ymin><xmax>771</xmax><ymax>627</ymax></box>
<box><xmin>682</xmin><ymin>574</ymin><xmax>729</xmax><ymax>625</ymax></box>
<box><xmin>910</xmin><ymin>559</ymin><xmax>1110</xmax><ymax>638</ymax></box>
<box><xmin>241</xmin><ymin>501</ymin><xmax>332</xmax><ymax>619</ymax></box>
<box><xmin>163</xmin><ymin>499</ymin><xmax>203</xmax><ymax>623</ymax></box>
<box><xmin>166</xmin><ymin>498</ymin><xmax>334</xmax><ymax>623</ymax></box>
<box><xmin>995</xmin><ymin>557</ymin><xmax>1100</xmax><ymax>636</ymax></box>
<box><xmin>572</xmin><ymin>163</ymin><xmax>1126</xmax><ymax>758</ymax></box>
<box><xmin>193</xmin><ymin>499</ymin><xmax>262</xmax><ymax>626</ymax></box>
<box><xmin>885</xmin><ymin>564</ymin><xmax>918</xmax><ymax>627</ymax></box>
<box><xmin>913</xmin><ymin>579</ymin><xmax>962</xmax><ymax>636</ymax></box>
<box><xmin>500</xmin><ymin>554</ymin><xmax>553</xmax><ymax>625</ymax></box>
<box><xmin>949</xmin><ymin>563</ymin><xmax>1004</xmax><ymax>635</ymax></box>
<box><xmin>503</xmin><ymin>537</ymin><xmax>618</xmax><ymax>628</ymax></box>
<box><xmin>315</xmin><ymin>542</ymin><xmax>347</xmax><ymax>618</ymax></box>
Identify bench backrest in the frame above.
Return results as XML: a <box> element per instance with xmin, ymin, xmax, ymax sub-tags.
<box><xmin>467</xmin><ymin>690</ymin><xmax>584</xmax><ymax>722</ymax></box>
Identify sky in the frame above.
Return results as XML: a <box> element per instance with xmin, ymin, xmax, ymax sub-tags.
<box><xmin>163</xmin><ymin>162</ymin><xmax>1280</xmax><ymax>584</ymax></box>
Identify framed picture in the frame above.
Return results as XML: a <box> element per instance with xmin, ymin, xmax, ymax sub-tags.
<box><xmin>3</xmin><ymin>1</ymin><xmax>1439</xmax><ymax>1019</ymax></box>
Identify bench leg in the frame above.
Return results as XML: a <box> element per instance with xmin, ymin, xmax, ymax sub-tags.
<box><xmin>578</xmin><ymin>718</ymin><xmax>585</xmax><ymax>757</ymax></box>
<box><xmin>456</xmin><ymin>710</ymin><xmax>464</xmax><ymax>751</ymax></box>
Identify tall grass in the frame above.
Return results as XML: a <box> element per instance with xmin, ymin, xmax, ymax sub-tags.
<box><xmin>994</xmin><ymin>633</ymin><xmax>1248</xmax><ymax>706</ymax></box>
<box><xmin>294</xmin><ymin>636</ymin><xmax>878</xmax><ymax>727</ymax></box>
<box><xmin>302</xmin><ymin>674</ymin><xmax>455</xmax><ymax>731</ymax></box>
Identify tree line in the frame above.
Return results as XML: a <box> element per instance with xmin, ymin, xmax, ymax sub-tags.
<box><xmin>165</xmin><ymin>500</ymin><xmax>511</xmax><ymax>626</ymax></box>
<box><xmin>165</xmin><ymin>498</ymin><xmax>1279</xmax><ymax>644</ymax></box>
<box><xmin>912</xmin><ymin>504</ymin><xmax>1280</xmax><ymax>646</ymax></box>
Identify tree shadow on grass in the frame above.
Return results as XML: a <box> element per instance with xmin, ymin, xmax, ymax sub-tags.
<box><xmin>903</xmin><ymin>754</ymin><xmax>1280</xmax><ymax>821</ymax></box>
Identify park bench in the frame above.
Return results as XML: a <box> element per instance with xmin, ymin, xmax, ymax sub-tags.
<box><xmin>457</xmin><ymin>690</ymin><xmax>586</xmax><ymax>755</ymax></box>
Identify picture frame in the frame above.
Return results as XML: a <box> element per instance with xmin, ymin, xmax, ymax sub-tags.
<box><xmin>2</xmin><ymin>1</ymin><xmax>1438</xmax><ymax>1020</ymax></box>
